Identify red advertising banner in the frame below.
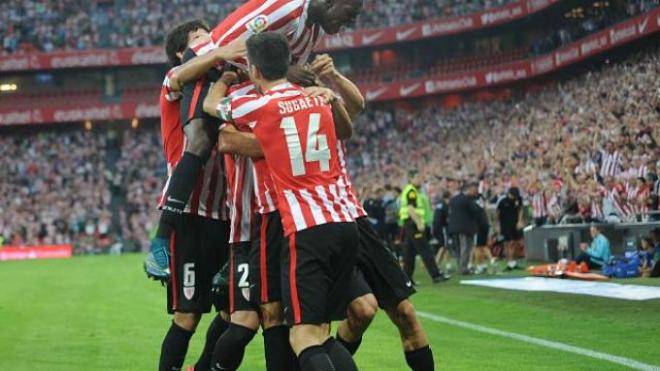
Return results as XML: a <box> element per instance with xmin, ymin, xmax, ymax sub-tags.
<box><xmin>0</xmin><ymin>245</ymin><xmax>73</xmax><ymax>261</ymax></box>
<box><xmin>0</xmin><ymin>8</ymin><xmax>657</xmax><ymax>124</ymax></box>
<box><xmin>317</xmin><ymin>0</ymin><xmax>561</xmax><ymax>51</ymax></box>
<box><xmin>0</xmin><ymin>47</ymin><xmax>165</xmax><ymax>72</ymax></box>
<box><xmin>0</xmin><ymin>0</ymin><xmax>563</xmax><ymax>73</ymax></box>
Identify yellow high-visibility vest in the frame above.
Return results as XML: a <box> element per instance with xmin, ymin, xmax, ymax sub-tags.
<box><xmin>399</xmin><ymin>184</ymin><xmax>426</xmax><ymax>224</ymax></box>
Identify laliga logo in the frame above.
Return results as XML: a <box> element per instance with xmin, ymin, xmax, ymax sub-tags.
<box><xmin>247</xmin><ymin>15</ymin><xmax>269</xmax><ymax>34</ymax></box>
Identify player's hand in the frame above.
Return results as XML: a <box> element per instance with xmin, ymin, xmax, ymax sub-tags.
<box><xmin>219</xmin><ymin>70</ymin><xmax>239</xmax><ymax>86</ymax></box>
<box><xmin>303</xmin><ymin>86</ymin><xmax>337</xmax><ymax>104</ymax></box>
<box><xmin>310</xmin><ymin>54</ymin><xmax>338</xmax><ymax>79</ymax></box>
<box><xmin>287</xmin><ymin>65</ymin><xmax>317</xmax><ymax>87</ymax></box>
<box><xmin>416</xmin><ymin>221</ymin><xmax>425</xmax><ymax>232</ymax></box>
<box><xmin>217</xmin><ymin>38</ymin><xmax>247</xmax><ymax>61</ymax></box>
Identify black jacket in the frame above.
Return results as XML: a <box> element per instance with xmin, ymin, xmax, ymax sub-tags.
<box><xmin>447</xmin><ymin>192</ymin><xmax>481</xmax><ymax>235</ymax></box>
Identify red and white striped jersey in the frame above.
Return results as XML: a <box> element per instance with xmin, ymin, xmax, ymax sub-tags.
<box><xmin>211</xmin><ymin>0</ymin><xmax>325</xmax><ymax>68</ymax></box>
<box><xmin>337</xmin><ymin>143</ymin><xmax>368</xmax><ymax>219</ymax></box>
<box><xmin>158</xmin><ymin>68</ymin><xmax>228</xmax><ymax>220</ymax></box>
<box><xmin>530</xmin><ymin>191</ymin><xmax>547</xmax><ymax>219</ymax></box>
<box><xmin>599</xmin><ymin>150</ymin><xmax>622</xmax><ymax>177</ymax></box>
<box><xmin>224</xmin><ymin>154</ymin><xmax>256</xmax><ymax>243</ymax></box>
<box><xmin>228</xmin><ymin>83</ymin><xmax>279</xmax><ymax>215</ymax></box>
<box><xmin>217</xmin><ymin>82</ymin><xmax>358</xmax><ymax>236</ymax></box>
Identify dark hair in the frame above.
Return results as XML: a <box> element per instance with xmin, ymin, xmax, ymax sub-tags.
<box><xmin>165</xmin><ymin>19</ymin><xmax>210</xmax><ymax>66</ymax></box>
<box><xmin>246</xmin><ymin>32</ymin><xmax>291</xmax><ymax>80</ymax></box>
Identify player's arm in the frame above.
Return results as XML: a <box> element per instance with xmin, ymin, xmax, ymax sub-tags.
<box><xmin>169</xmin><ymin>38</ymin><xmax>246</xmax><ymax>92</ymax></box>
<box><xmin>304</xmin><ymin>86</ymin><xmax>353</xmax><ymax>140</ymax></box>
<box><xmin>310</xmin><ymin>54</ymin><xmax>365</xmax><ymax>119</ymax></box>
<box><xmin>217</xmin><ymin>125</ymin><xmax>263</xmax><ymax>158</ymax></box>
<box><xmin>203</xmin><ymin>73</ymin><xmax>263</xmax><ymax>158</ymax></box>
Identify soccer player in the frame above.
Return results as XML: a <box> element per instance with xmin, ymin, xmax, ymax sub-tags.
<box><xmin>205</xmin><ymin>81</ymin><xmax>300</xmax><ymax>371</ymax></box>
<box><xmin>149</xmin><ymin>20</ymin><xmax>258</xmax><ymax>371</ymax></box>
<box><xmin>309</xmin><ymin>54</ymin><xmax>438</xmax><ymax>371</ymax></box>
<box><xmin>147</xmin><ymin>0</ymin><xmax>363</xmax><ymax>278</ymax></box>
<box><xmin>205</xmin><ymin>32</ymin><xmax>360</xmax><ymax>371</ymax></box>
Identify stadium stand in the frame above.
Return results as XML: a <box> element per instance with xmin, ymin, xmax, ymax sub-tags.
<box><xmin>1</xmin><ymin>46</ymin><xmax>657</xmax><ymax>251</ymax></box>
<box><xmin>2</xmin><ymin>0</ymin><xmax>521</xmax><ymax>54</ymax></box>
<box><xmin>0</xmin><ymin>0</ymin><xmax>657</xmax><ymax>253</ymax></box>
<box><xmin>348</xmin><ymin>46</ymin><xmax>660</xmax><ymax>224</ymax></box>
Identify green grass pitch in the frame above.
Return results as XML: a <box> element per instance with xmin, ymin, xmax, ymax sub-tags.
<box><xmin>1</xmin><ymin>254</ymin><xmax>659</xmax><ymax>370</ymax></box>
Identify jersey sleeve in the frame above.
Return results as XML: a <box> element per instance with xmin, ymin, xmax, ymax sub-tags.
<box><xmin>216</xmin><ymin>94</ymin><xmax>262</xmax><ymax>130</ymax></box>
<box><xmin>162</xmin><ymin>68</ymin><xmax>182</xmax><ymax>102</ymax></box>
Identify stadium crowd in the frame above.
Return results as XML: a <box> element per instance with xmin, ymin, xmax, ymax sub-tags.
<box><xmin>0</xmin><ymin>130</ymin><xmax>114</xmax><ymax>252</ymax></box>
<box><xmin>348</xmin><ymin>46</ymin><xmax>660</xmax><ymax>226</ymax></box>
<box><xmin>1</xmin><ymin>0</ymin><xmax>518</xmax><ymax>54</ymax></box>
<box><xmin>1</xmin><ymin>46</ymin><xmax>658</xmax><ymax>252</ymax></box>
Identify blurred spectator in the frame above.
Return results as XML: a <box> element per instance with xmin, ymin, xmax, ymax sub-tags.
<box><xmin>576</xmin><ymin>225</ymin><xmax>611</xmax><ymax>269</ymax></box>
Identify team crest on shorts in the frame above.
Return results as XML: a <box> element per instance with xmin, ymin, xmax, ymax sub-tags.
<box><xmin>247</xmin><ymin>15</ymin><xmax>269</xmax><ymax>34</ymax></box>
<box><xmin>241</xmin><ymin>287</ymin><xmax>251</xmax><ymax>302</ymax></box>
<box><xmin>184</xmin><ymin>287</ymin><xmax>195</xmax><ymax>300</ymax></box>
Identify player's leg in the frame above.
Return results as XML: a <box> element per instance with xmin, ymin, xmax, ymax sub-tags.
<box><xmin>210</xmin><ymin>243</ymin><xmax>259</xmax><ymax>371</ymax></box>
<box><xmin>159</xmin><ymin>215</ymin><xmax>206</xmax><ymax>371</ymax></box>
<box><xmin>252</xmin><ymin>212</ymin><xmax>298</xmax><ymax>371</ymax></box>
<box><xmin>156</xmin><ymin>118</ymin><xmax>216</xmax><ymax>241</ymax></box>
<box><xmin>336</xmin><ymin>293</ymin><xmax>378</xmax><ymax>354</ymax></box>
<box><xmin>193</xmin><ymin>219</ymin><xmax>231</xmax><ymax>371</ymax></box>
<box><xmin>283</xmin><ymin>223</ymin><xmax>359</xmax><ymax>371</ymax></box>
<box><xmin>335</xmin><ymin>269</ymin><xmax>377</xmax><ymax>355</ymax></box>
<box><xmin>385</xmin><ymin>300</ymin><xmax>435</xmax><ymax>371</ymax></box>
<box><xmin>147</xmin><ymin>83</ymin><xmax>220</xmax><ymax>277</ymax></box>
<box><xmin>354</xmin><ymin>218</ymin><xmax>435</xmax><ymax>370</ymax></box>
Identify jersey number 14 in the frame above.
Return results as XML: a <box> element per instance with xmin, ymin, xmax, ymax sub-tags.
<box><xmin>280</xmin><ymin>113</ymin><xmax>330</xmax><ymax>176</ymax></box>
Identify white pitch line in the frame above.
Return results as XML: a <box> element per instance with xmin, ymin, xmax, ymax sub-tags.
<box><xmin>417</xmin><ymin>311</ymin><xmax>660</xmax><ymax>371</ymax></box>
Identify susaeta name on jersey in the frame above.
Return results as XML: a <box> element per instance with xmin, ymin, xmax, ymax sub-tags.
<box><xmin>278</xmin><ymin>96</ymin><xmax>326</xmax><ymax>115</ymax></box>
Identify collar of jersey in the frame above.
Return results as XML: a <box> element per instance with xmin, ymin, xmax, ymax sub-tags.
<box><xmin>264</xmin><ymin>82</ymin><xmax>294</xmax><ymax>94</ymax></box>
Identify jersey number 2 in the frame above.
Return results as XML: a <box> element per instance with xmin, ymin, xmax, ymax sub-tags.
<box><xmin>280</xmin><ymin>114</ymin><xmax>330</xmax><ymax>176</ymax></box>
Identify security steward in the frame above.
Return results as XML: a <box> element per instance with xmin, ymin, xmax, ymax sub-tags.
<box><xmin>399</xmin><ymin>170</ymin><xmax>448</xmax><ymax>284</ymax></box>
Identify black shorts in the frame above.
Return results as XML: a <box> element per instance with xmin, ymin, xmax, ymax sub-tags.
<box><xmin>228</xmin><ymin>242</ymin><xmax>257</xmax><ymax>314</ymax></box>
<box><xmin>167</xmin><ymin>215</ymin><xmax>229</xmax><ymax>314</ymax></box>
<box><xmin>356</xmin><ymin>217</ymin><xmax>415</xmax><ymax>310</ymax></box>
<box><xmin>249</xmin><ymin>211</ymin><xmax>284</xmax><ymax>305</ymax></box>
<box><xmin>344</xmin><ymin>267</ymin><xmax>373</xmax><ymax>307</ymax></box>
<box><xmin>282</xmin><ymin>222</ymin><xmax>358</xmax><ymax>325</ymax></box>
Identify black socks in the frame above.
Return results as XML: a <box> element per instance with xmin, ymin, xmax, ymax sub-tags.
<box><xmin>195</xmin><ymin>315</ymin><xmax>230</xmax><ymax>371</ymax></box>
<box><xmin>299</xmin><ymin>345</ymin><xmax>336</xmax><ymax>371</ymax></box>
<box><xmin>157</xmin><ymin>152</ymin><xmax>205</xmax><ymax>239</ymax></box>
<box><xmin>210</xmin><ymin>323</ymin><xmax>257</xmax><ymax>371</ymax></box>
<box><xmin>335</xmin><ymin>334</ymin><xmax>362</xmax><ymax>355</ymax></box>
<box><xmin>322</xmin><ymin>338</ymin><xmax>358</xmax><ymax>371</ymax></box>
<box><xmin>263</xmin><ymin>325</ymin><xmax>298</xmax><ymax>371</ymax></box>
<box><xmin>405</xmin><ymin>345</ymin><xmax>435</xmax><ymax>371</ymax></box>
<box><xmin>159</xmin><ymin>321</ymin><xmax>194</xmax><ymax>371</ymax></box>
